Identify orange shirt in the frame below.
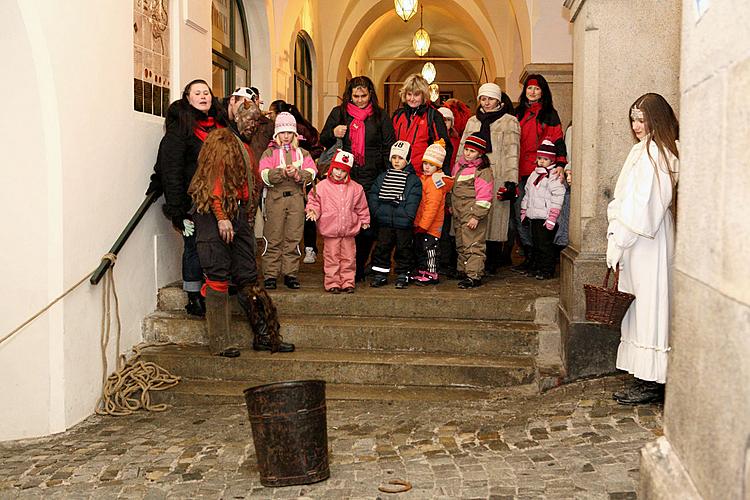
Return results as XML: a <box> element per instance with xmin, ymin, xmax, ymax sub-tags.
<box><xmin>414</xmin><ymin>173</ymin><xmax>455</xmax><ymax>238</ymax></box>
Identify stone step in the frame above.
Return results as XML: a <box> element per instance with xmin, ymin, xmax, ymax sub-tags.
<box><xmin>157</xmin><ymin>273</ymin><xmax>557</xmax><ymax>321</ymax></box>
<box><xmin>140</xmin><ymin>345</ymin><xmax>536</xmax><ymax>389</ymax></box>
<box><xmin>143</xmin><ymin>312</ymin><xmax>539</xmax><ymax>357</ymax></box>
<box><xmin>148</xmin><ymin>378</ymin><xmax>510</xmax><ymax>406</ymax></box>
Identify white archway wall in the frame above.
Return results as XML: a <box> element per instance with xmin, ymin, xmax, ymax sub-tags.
<box><xmin>242</xmin><ymin>0</ymin><xmax>272</xmax><ymax>102</ymax></box>
<box><xmin>528</xmin><ymin>0</ymin><xmax>573</xmax><ymax>64</ymax></box>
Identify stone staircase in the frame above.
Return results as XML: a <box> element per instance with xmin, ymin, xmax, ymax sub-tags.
<box><xmin>141</xmin><ymin>269</ymin><xmax>563</xmax><ymax>404</ymax></box>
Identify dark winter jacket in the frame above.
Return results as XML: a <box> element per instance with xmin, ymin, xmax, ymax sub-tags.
<box><xmin>392</xmin><ymin>103</ymin><xmax>453</xmax><ymax>176</ymax></box>
<box><xmin>320</xmin><ymin>104</ymin><xmax>396</xmax><ymax>191</ymax></box>
<box><xmin>296</xmin><ymin>120</ymin><xmax>324</xmax><ymax>161</ymax></box>
<box><xmin>149</xmin><ymin>103</ymin><xmax>214</xmax><ymax>220</ymax></box>
<box><xmin>368</xmin><ymin>164</ymin><xmax>422</xmax><ymax>230</ymax></box>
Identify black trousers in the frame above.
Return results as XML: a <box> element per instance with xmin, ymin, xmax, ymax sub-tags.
<box><xmin>530</xmin><ymin>219</ymin><xmax>556</xmax><ymax>275</ymax></box>
<box><xmin>194</xmin><ymin>207</ymin><xmax>258</xmax><ymax>287</ymax></box>
<box><xmin>416</xmin><ymin>233</ymin><xmax>440</xmax><ymax>274</ymax></box>
<box><xmin>438</xmin><ymin>208</ymin><xmax>457</xmax><ymax>272</ymax></box>
<box><xmin>370</xmin><ymin>226</ymin><xmax>415</xmax><ymax>276</ymax></box>
<box><xmin>355</xmin><ymin>225</ymin><xmax>376</xmax><ymax>280</ymax></box>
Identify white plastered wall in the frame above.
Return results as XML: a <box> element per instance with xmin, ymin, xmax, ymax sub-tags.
<box><xmin>0</xmin><ymin>0</ymin><xmax>215</xmax><ymax>441</ymax></box>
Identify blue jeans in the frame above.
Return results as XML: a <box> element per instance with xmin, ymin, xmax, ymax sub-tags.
<box><xmin>182</xmin><ymin>233</ymin><xmax>203</xmax><ymax>292</ymax></box>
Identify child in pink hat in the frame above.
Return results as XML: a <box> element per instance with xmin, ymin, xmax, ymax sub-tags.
<box><xmin>258</xmin><ymin>112</ymin><xmax>318</xmax><ymax>290</ymax></box>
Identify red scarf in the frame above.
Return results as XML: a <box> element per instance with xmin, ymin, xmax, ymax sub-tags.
<box><xmin>346</xmin><ymin>102</ymin><xmax>373</xmax><ymax>166</ymax></box>
<box><xmin>193</xmin><ymin>116</ymin><xmax>222</xmax><ymax>142</ymax></box>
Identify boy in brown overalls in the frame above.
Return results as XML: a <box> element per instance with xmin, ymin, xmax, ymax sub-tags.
<box><xmin>258</xmin><ymin>112</ymin><xmax>317</xmax><ymax>289</ymax></box>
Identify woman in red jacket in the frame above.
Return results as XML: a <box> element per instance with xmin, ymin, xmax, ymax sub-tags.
<box><xmin>513</xmin><ymin>74</ymin><xmax>567</xmax><ymax>274</ymax></box>
<box><xmin>391</xmin><ymin>74</ymin><xmax>453</xmax><ymax>176</ymax></box>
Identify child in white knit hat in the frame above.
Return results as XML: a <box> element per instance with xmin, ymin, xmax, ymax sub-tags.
<box><xmin>368</xmin><ymin>141</ymin><xmax>423</xmax><ymax>289</ymax></box>
<box><xmin>258</xmin><ymin>111</ymin><xmax>318</xmax><ymax>290</ymax></box>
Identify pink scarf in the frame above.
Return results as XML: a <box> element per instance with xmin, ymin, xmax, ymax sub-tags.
<box><xmin>346</xmin><ymin>102</ymin><xmax>373</xmax><ymax>166</ymax></box>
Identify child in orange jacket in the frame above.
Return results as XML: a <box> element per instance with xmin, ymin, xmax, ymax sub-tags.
<box><xmin>413</xmin><ymin>140</ymin><xmax>455</xmax><ymax>285</ymax></box>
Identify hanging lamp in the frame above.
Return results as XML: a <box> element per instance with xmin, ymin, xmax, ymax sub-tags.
<box><xmin>429</xmin><ymin>83</ymin><xmax>440</xmax><ymax>102</ymax></box>
<box><xmin>412</xmin><ymin>5</ymin><xmax>430</xmax><ymax>57</ymax></box>
<box><xmin>394</xmin><ymin>0</ymin><xmax>418</xmax><ymax>22</ymax></box>
<box><xmin>421</xmin><ymin>62</ymin><xmax>436</xmax><ymax>84</ymax></box>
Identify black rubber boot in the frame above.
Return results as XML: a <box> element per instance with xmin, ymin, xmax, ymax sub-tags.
<box><xmin>185</xmin><ymin>291</ymin><xmax>206</xmax><ymax>317</ymax></box>
<box><xmin>204</xmin><ymin>288</ymin><xmax>240</xmax><ymax>357</ymax></box>
<box><xmin>238</xmin><ymin>284</ymin><xmax>294</xmax><ymax>353</ymax></box>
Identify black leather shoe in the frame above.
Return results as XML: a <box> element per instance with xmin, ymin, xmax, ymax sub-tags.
<box><xmin>185</xmin><ymin>291</ymin><xmax>206</xmax><ymax>317</ymax></box>
<box><xmin>284</xmin><ymin>275</ymin><xmax>301</xmax><ymax>289</ymax></box>
<box><xmin>327</xmin><ymin>287</ymin><xmax>341</xmax><ymax>294</ymax></box>
<box><xmin>614</xmin><ymin>381</ymin><xmax>664</xmax><ymax>405</ymax></box>
<box><xmin>253</xmin><ymin>337</ymin><xmax>295</xmax><ymax>352</ymax></box>
<box><xmin>458</xmin><ymin>277</ymin><xmax>482</xmax><ymax>289</ymax></box>
<box><xmin>370</xmin><ymin>274</ymin><xmax>388</xmax><ymax>287</ymax></box>
<box><xmin>218</xmin><ymin>348</ymin><xmax>240</xmax><ymax>358</ymax></box>
<box><xmin>263</xmin><ymin>278</ymin><xmax>277</xmax><ymax>290</ymax></box>
<box><xmin>394</xmin><ymin>274</ymin><xmax>409</xmax><ymax>289</ymax></box>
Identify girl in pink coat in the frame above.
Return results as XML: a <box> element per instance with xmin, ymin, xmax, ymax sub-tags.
<box><xmin>305</xmin><ymin>150</ymin><xmax>370</xmax><ymax>293</ymax></box>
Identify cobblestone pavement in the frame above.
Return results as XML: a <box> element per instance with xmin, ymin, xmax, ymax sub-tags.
<box><xmin>0</xmin><ymin>377</ymin><xmax>661</xmax><ymax>499</ymax></box>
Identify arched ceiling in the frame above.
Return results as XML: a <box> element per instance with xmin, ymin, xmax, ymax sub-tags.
<box><xmin>324</xmin><ymin>0</ymin><xmax>531</xmax><ymax>92</ymax></box>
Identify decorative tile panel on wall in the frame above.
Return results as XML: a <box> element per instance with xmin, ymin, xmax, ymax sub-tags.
<box><xmin>134</xmin><ymin>0</ymin><xmax>170</xmax><ymax>116</ymax></box>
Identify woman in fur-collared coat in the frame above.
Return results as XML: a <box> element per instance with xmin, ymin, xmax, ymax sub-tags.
<box><xmin>458</xmin><ymin>83</ymin><xmax>520</xmax><ymax>271</ymax></box>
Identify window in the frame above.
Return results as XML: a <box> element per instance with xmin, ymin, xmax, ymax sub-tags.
<box><xmin>211</xmin><ymin>0</ymin><xmax>250</xmax><ymax>98</ymax></box>
<box><xmin>294</xmin><ymin>33</ymin><xmax>313</xmax><ymax>121</ymax></box>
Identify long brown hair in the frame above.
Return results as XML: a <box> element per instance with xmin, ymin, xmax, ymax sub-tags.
<box><xmin>189</xmin><ymin>128</ymin><xmax>249</xmax><ymax>220</ymax></box>
<box><xmin>630</xmin><ymin>93</ymin><xmax>679</xmax><ymax>196</ymax></box>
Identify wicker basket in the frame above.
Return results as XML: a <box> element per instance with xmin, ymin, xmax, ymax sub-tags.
<box><xmin>584</xmin><ymin>268</ymin><xmax>635</xmax><ymax>327</ymax></box>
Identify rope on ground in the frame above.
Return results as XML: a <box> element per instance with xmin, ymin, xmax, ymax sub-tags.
<box><xmin>95</xmin><ymin>253</ymin><xmax>180</xmax><ymax>416</ymax></box>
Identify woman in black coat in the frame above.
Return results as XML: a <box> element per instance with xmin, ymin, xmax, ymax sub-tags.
<box><xmin>148</xmin><ymin>79</ymin><xmax>228</xmax><ymax>316</ymax></box>
<box><xmin>320</xmin><ymin>76</ymin><xmax>396</xmax><ymax>280</ymax></box>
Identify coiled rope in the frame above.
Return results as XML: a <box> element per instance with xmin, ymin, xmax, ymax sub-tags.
<box><xmin>94</xmin><ymin>253</ymin><xmax>180</xmax><ymax>416</ymax></box>
<box><xmin>1</xmin><ymin>253</ymin><xmax>180</xmax><ymax>416</ymax></box>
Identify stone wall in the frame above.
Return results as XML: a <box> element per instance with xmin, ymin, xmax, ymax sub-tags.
<box><xmin>639</xmin><ymin>1</ymin><xmax>750</xmax><ymax>498</ymax></box>
<box><xmin>560</xmin><ymin>0</ymin><xmax>681</xmax><ymax>379</ymax></box>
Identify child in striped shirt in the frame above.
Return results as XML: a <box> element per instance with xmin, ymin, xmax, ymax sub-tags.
<box><xmin>368</xmin><ymin>141</ymin><xmax>423</xmax><ymax>289</ymax></box>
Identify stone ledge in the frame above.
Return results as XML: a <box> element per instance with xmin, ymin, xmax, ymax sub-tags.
<box><xmin>639</xmin><ymin>437</ymin><xmax>703</xmax><ymax>499</ymax></box>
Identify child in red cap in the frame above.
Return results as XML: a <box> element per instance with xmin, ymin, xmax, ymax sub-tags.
<box><xmin>520</xmin><ymin>139</ymin><xmax>566</xmax><ymax>279</ymax></box>
<box><xmin>305</xmin><ymin>150</ymin><xmax>370</xmax><ymax>293</ymax></box>
<box><xmin>451</xmin><ymin>134</ymin><xmax>494</xmax><ymax>288</ymax></box>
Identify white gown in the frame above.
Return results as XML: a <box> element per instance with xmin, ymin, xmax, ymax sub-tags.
<box><xmin>606</xmin><ymin>138</ymin><xmax>678</xmax><ymax>383</ymax></box>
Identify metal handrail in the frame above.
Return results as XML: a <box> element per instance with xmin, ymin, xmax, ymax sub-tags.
<box><xmin>90</xmin><ymin>191</ymin><xmax>160</xmax><ymax>285</ymax></box>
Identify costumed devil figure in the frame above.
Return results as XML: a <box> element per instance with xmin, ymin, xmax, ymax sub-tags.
<box><xmin>188</xmin><ymin>126</ymin><xmax>294</xmax><ymax>356</ymax></box>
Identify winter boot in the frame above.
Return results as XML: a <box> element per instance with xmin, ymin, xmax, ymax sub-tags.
<box><xmin>204</xmin><ymin>287</ymin><xmax>240</xmax><ymax>357</ymax></box>
<box><xmin>238</xmin><ymin>284</ymin><xmax>295</xmax><ymax>353</ymax></box>
<box><xmin>511</xmin><ymin>246</ymin><xmax>534</xmax><ymax>274</ymax></box>
<box><xmin>185</xmin><ymin>291</ymin><xmax>206</xmax><ymax>317</ymax></box>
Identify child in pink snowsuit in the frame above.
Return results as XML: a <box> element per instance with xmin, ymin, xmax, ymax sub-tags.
<box><xmin>305</xmin><ymin>150</ymin><xmax>370</xmax><ymax>293</ymax></box>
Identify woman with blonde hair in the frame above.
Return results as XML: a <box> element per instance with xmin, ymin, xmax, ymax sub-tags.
<box><xmin>392</xmin><ymin>74</ymin><xmax>453</xmax><ymax>175</ymax></box>
<box><xmin>607</xmin><ymin>93</ymin><xmax>679</xmax><ymax>405</ymax></box>
<box><xmin>189</xmin><ymin>128</ymin><xmax>294</xmax><ymax>356</ymax></box>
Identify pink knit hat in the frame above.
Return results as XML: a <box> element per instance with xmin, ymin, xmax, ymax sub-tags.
<box><xmin>274</xmin><ymin>111</ymin><xmax>297</xmax><ymax>137</ymax></box>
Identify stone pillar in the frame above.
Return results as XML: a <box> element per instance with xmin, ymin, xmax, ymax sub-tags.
<box><xmin>639</xmin><ymin>1</ymin><xmax>750</xmax><ymax>498</ymax></box>
<box><xmin>559</xmin><ymin>0</ymin><xmax>681</xmax><ymax>379</ymax></box>
<box><xmin>520</xmin><ymin>64</ymin><xmax>573</xmax><ymax>133</ymax></box>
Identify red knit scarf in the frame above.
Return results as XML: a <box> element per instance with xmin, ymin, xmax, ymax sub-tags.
<box><xmin>193</xmin><ymin>116</ymin><xmax>221</xmax><ymax>142</ymax></box>
<box><xmin>346</xmin><ymin>102</ymin><xmax>373</xmax><ymax>166</ymax></box>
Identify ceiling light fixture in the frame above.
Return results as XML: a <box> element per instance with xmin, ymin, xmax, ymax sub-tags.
<box><xmin>421</xmin><ymin>62</ymin><xmax>436</xmax><ymax>84</ymax></box>
<box><xmin>394</xmin><ymin>0</ymin><xmax>418</xmax><ymax>22</ymax></box>
<box><xmin>412</xmin><ymin>5</ymin><xmax>430</xmax><ymax>57</ymax></box>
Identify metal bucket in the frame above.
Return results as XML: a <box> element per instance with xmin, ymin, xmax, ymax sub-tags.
<box><xmin>244</xmin><ymin>380</ymin><xmax>329</xmax><ymax>487</ymax></box>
